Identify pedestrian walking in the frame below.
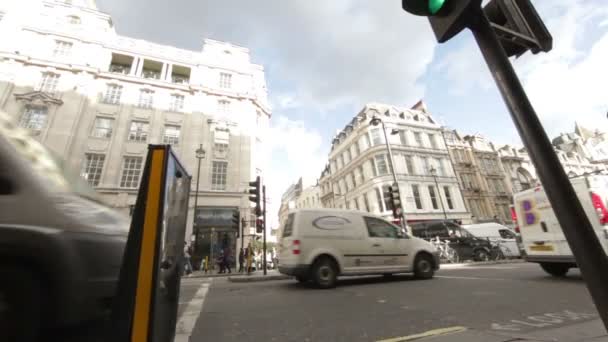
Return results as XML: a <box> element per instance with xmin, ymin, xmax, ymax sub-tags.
<box><xmin>217</xmin><ymin>250</ymin><xmax>225</xmax><ymax>274</ymax></box>
<box><xmin>238</xmin><ymin>248</ymin><xmax>245</xmax><ymax>273</ymax></box>
<box><xmin>224</xmin><ymin>251</ymin><xmax>232</xmax><ymax>274</ymax></box>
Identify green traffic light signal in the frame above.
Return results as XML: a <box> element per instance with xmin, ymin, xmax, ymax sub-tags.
<box><xmin>402</xmin><ymin>0</ymin><xmax>446</xmax><ymax>16</ymax></box>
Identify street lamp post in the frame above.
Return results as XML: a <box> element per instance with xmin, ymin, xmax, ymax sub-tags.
<box><xmin>192</xmin><ymin>144</ymin><xmax>206</xmax><ymax>260</ymax></box>
<box><xmin>430</xmin><ymin>166</ymin><xmax>448</xmax><ymax>220</ymax></box>
<box><xmin>369</xmin><ymin>112</ymin><xmax>408</xmax><ymax>227</ymax></box>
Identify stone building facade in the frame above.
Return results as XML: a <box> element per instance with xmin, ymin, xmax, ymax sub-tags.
<box><xmin>318</xmin><ymin>102</ymin><xmax>470</xmax><ymax>224</ymax></box>
<box><xmin>0</xmin><ymin>0</ymin><xmax>271</xmax><ymax>264</ymax></box>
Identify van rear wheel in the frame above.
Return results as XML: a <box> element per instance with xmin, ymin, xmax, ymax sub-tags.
<box><xmin>540</xmin><ymin>262</ymin><xmax>569</xmax><ymax>277</ymax></box>
<box><xmin>311</xmin><ymin>257</ymin><xmax>338</xmax><ymax>289</ymax></box>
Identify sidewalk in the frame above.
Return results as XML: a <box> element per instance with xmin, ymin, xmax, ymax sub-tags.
<box><xmin>403</xmin><ymin>319</ymin><xmax>608</xmax><ymax>342</ymax></box>
<box><xmin>228</xmin><ymin>269</ymin><xmax>292</xmax><ymax>283</ymax></box>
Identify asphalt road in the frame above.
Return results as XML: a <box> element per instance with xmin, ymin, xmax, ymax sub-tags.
<box><xmin>45</xmin><ymin>263</ymin><xmax>602</xmax><ymax>342</ymax></box>
<box><xmin>186</xmin><ymin>263</ymin><xmax>600</xmax><ymax>342</ymax></box>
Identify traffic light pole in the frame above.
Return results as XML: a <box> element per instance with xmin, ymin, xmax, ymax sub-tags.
<box><xmin>467</xmin><ymin>5</ymin><xmax>608</xmax><ymax>329</ymax></box>
<box><xmin>262</xmin><ymin>185</ymin><xmax>267</xmax><ymax>276</ymax></box>
<box><xmin>379</xmin><ymin>119</ymin><xmax>408</xmax><ymax>229</ymax></box>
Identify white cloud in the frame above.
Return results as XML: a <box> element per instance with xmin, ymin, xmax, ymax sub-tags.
<box><xmin>428</xmin><ymin>0</ymin><xmax>608</xmax><ymax>137</ymax></box>
<box><xmin>97</xmin><ymin>0</ymin><xmax>438</xmax><ymax>110</ymax></box>
<box><xmin>263</xmin><ymin>116</ymin><xmax>327</xmax><ymax>228</ymax></box>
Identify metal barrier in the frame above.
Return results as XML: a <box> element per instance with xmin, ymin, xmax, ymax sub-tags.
<box><xmin>111</xmin><ymin>145</ymin><xmax>191</xmax><ymax>342</ymax></box>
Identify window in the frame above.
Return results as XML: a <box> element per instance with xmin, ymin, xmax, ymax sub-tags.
<box><xmin>352</xmin><ymin>142</ymin><xmax>360</xmax><ymax>157</ymax></box>
<box><xmin>81</xmin><ymin>153</ymin><xmax>105</xmax><ymax>186</ymax></box>
<box><xmin>358</xmin><ymin>165</ymin><xmax>365</xmax><ymax>182</ymax></box>
<box><xmin>19</xmin><ymin>107</ymin><xmax>48</xmax><ymax>134</ymax></box>
<box><xmin>218</xmin><ymin>100</ymin><xmax>230</xmax><ymax>114</ymax></box>
<box><xmin>423</xmin><ymin>157</ymin><xmax>431</xmax><ymax>175</ymax></box>
<box><xmin>375</xmin><ymin>188</ymin><xmax>384</xmax><ymax>212</ymax></box>
<box><xmin>103</xmin><ymin>84</ymin><xmax>122</xmax><ymax>104</ymax></box>
<box><xmin>364</xmin><ymin>134</ymin><xmax>372</xmax><ymax>150</ymax></box>
<box><xmin>215</xmin><ymin>143</ymin><xmax>228</xmax><ymax>154</ymax></box>
<box><xmin>414</xmin><ymin>132</ymin><xmax>423</xmax><ymax>146</ymax></box>
<box><xmin>38</xmin><ymin>73</ymin><xmax>59</xmax><ymax>94</ymax></box>
<box><xmin>499</xmin><ymin>229</ymin><xmax>516</xmax><ymax>239</ymax></box>
<box><xmin>344</xmin><ymin>150</ymin><xmax>351</xmax><ymax>165</ymax></box>
<box><xmin>350</xmin><ymin>172</ymin><xmax>356</xmax><ymax>188</ymax></box>
<box><xmin>444</xmin><ymin>186</ymin><xmax>454</xmax><ymax>209</ymax></box>
<box><xmin>375</xmin><ymin>154</ymin><xmax>388</xmax><ymax>175</ymax></box>
<box><xmin>120</xmin><ymin>156</ymin><xmax>143</xmax><ymax>188</ymax></box>
<box><xmin>138</xmin><ymin>89</ymin><xmax>154</xmax><ymax>109</ymax></box>
<box><xmin>219</xmin><ymin>72</ymin><xmax>232</xmax><ymax>88</ymax></box>
<box><xmin>382</xmin><ymin>185</ymin><xmax>393</xmax><ymax>212</ymax></box>
<box><xmin>428</xmin><ymin>185</ymin><xmax>439</xmax><ymax>209</ymax></box>
<box><xmin>67</xmin><ymin>15</ymin><xmax>80</xmax><ymax>24</ymax></box>
<box><xmin>434</xmin><ymin>158</ymin><xmax>444</xmax><ymax>176</ymax></box>
<box><xmin>399</xmin><ymin>130</ymin><xmax>408</xmax><ymax>145</ymax></box>
<box><xmin>370</xmin><ymin>157</ymin><xmax>378</xmax><ymax>177</ymax></box>
<box><xmin>364</xmin><ymin>217</ymin><xmax>398</xmax><ymax>238</ymax></box>
<box><xmin>169</xmin><ymin>94</ymin><xmax>184</xmax><ymax>112</ymax></box>
<box><xmin>404</xmin><ymin>155</ymin><xmax>414</xmax><ymax>174</ymax></box>
<box><xmin>53</xmin><ymin>40</ymin><xmax>72</xmax><ymax>57</ymax></box>
<box><xmin>283</xmin><ymin>213</ymin><xmax>295</xmax><ymax>237</ymax></box>
<box><xmin>412</xmin><ymin>185</ymin><xmax>423</xmax><ymax>209</ymax></box>
<box><xmin>363</xmin><ymin>194</ymin><xmax>371</xmax><ymax>212</ymax></box>
<box><xmin>128</xmin><ymin>121</ymin><xmax>149</xmax><ymax>142</ymax></box>
<box><xmin>371</xmin><ymin>128</ymin><xmax>382</xmax><ymax>146</ymax></box>
<box><xmin>211</xmin><ymin>161</ymin><xmax>228</xmax><ymax>190</ymax></box>
<box><xmin>430</xmin><ymin>134</ymin><xmax>439</xmax><ymax>149</ymax></box>
<box><xmin>163</xmin><ymin>125</ymin><xmax>180</xmax><ymax>145</ymax></box>
<box><xmin>91</xmin><ymin>117</ymin><xmax>113</xmax><ymax>138</ymax></box>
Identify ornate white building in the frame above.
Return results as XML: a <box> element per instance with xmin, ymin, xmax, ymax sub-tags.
<box><xmin>0</xmin><ymin>0</ymin><xmax>271</xmax><ymax>265</ymax></box>
<box><xmin>318</xmin><ymin>102</ymin><xmax>470</xmax><ymax>224</ymax></box>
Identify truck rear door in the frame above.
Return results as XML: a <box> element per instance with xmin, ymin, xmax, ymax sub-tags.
<box><xmin>514</xmin><ymin>187</ymin><xmax>563</xmax><ymax>259</ymax></box>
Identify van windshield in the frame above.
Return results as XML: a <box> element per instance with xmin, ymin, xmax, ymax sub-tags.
<box><xmin>0</xmin><ymin>113</ymin><xmax>99</xmax><ymax>202</ymax></box>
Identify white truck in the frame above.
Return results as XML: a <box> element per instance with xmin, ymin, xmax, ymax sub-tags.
<box><xmin>513</xmin><ymin>174</ymin><xmax>608</xmax><ymax>276</ymax></box>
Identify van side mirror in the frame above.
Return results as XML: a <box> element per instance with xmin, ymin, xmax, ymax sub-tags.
<box><xmin>0</xmin><ymin>176</ymin><xmax>16</xmax><ymax>195</ymax></box>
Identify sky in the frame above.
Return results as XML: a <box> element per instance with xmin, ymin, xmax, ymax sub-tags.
<box><xmin>96</xmin><ymin>0</ymin><xmax>608</xmax><ymax>230</ymax></box>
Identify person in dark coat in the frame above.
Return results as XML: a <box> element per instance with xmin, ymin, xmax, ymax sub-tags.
<box><xmin>238</xmin><ymin>248</ymin><xmax>245</xmax><ymax>273</ymax></box>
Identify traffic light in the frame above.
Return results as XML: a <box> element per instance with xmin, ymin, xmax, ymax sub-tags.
<box><xmin>256</xmin><ymin>218</ymin><xmax>264</xmax><ymax>234</ymax></box>
<box><xmin>384</xmin><ymin>185</ymin><xmax>403</xmax><ymax>219</ymax></box>
<box><xmin>402</xmin><ymin>0</ymin><xmax>475</xmax><ymax>43</ymax></box>
<box><xmin>249</xmin><ymin>176</ymin><xmax>262</xmax><ymax>217</ymax></box>
<box><xmin>232</xmin><ymin>210</ymin><xmax>240</xmax><ymax>237</ymax></box>
<box><xmin>483</xmin><ymin>0</ymin><xmax>552</xmax><ymax>57</ymax></box>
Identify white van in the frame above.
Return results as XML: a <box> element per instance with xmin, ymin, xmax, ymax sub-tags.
<box><xmin>277</xmin><ymin>209</ymin><xmax>440</xmax><ymax>288</ymax></box>
<box><xmin>513</xmin><ymin>174</ymin><xmax>608</xmax><ymax>276</ymax></box>
<box><xmin>462</xmin><ymin>223</ymin><xmax>521</xmax><ymax>258</ymax></box>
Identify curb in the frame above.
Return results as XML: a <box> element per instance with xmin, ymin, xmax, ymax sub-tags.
<box><xmin>228</xmin><ymin>274</ymin><xmax>292</xmax><ymax>283</ymax></box>
<box><xmin>441</xmin><ymin>258</ymin><xmax>525</xmax><ymax>267</ymax></box>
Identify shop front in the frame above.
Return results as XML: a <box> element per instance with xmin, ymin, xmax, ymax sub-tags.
<box><xmin>192</xmin><ymin>207</ymin><xmax>238</xmax><ymax>270</ymax></box>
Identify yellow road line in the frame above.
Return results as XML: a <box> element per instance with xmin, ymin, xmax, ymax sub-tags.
<box><xmin>131</xmin><ymin>149</ymin><xmax>165</xmax><ymax>342</ymax></box>
<box><xmin>376</xmin><ymin>326</ymin><xmax>467</xmax><ymax>342</ymax></box>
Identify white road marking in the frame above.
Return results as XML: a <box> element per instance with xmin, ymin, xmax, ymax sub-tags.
<box><xmin>174</xmin><ymin>280</ymin><xmax>212</xmax><ymax>342</ymax></box>
<box><xmin>435</xmin><ymin>275</ymin><xmax>512</xmax><ymax>281</ymax></box>
<box><xmin>491</xmin><ymin>310</ymin><xmax>597</xmax><ymax>332</ymax></box>
<box><xmin>376</xmin><ymin>326</ymin><xmax>467</xmax><ymax>342</ymax></box>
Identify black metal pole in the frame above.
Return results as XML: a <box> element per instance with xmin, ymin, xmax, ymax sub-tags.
<box><xmin>263</xmin><ymin>185</ymin><xmax>267</xmax><ymax>275</ymax></box>
<box><xmin>434</xmin><ymin>173</ymin><xmax>448</xmax><ymax>219</ymax></box>
<box><xmin>467</xmin><ymin>5</ymin><xmax>608</xmax><ymax>329</ymax></box>
<box><xmin>241</xmin><ymin>217</ymin><xmax>245</xmax><ymax>260</ymax></box>
<box><xmin>193</xmin><ymin>155</ymin><xmax>202</xmax><ymax>255</ymax></box>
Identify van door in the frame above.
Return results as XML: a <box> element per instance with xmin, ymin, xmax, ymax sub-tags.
<box><xmin>362</xmin><ymin>217</ymin><xmax>408</xmax><ymax>272</ymax></box>
<box><xmin>515</xmin><ymin>189</ymin><xmax>563</xmax><ymax>259</ymax></box>
<box><xmin>497</xmin><ymin>228</ymin><xmax>520</xmax><ymax>257</ymax></box>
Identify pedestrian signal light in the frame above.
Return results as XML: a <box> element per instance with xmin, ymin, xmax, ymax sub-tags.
<box><xmin>249</xmin><ymin>176</ymin><xmax>262</xmax><ymax>217</ymax></box>
<box><xmin>402</xmin><ymin>0</ymin><xmax>447</xmax><ymax>16</ymax></box>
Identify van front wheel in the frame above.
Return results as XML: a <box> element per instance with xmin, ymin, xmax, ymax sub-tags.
<box><xmin>540</xmin><ymin>262</ymin><xmax>569</xmax><ymax>277</ymax></box>
<box><xmin>311</xmin><ymin>257</ymin><xmax>338</xmax><ymax>289</ymax></box>
<box><xmin>413</xmin><ymin>254</ymin><xmax>435</xmax><ymax>279</ymax></box>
